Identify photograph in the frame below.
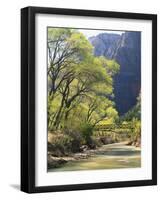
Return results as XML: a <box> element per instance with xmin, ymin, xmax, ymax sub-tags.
<box><xmin>47</xmin><ymin>27</ymin><xmax>141</xmax><ymax>172</ymax></box>
<box><xmin>21</xmin><ymin>6</ymin><xmax>157</xmax><ymax>193</ymax></box>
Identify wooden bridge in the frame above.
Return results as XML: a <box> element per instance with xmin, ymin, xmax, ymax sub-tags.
<box><xmin>94</xmin><ymin>123</ymin><xmax>133</xmax><ymax>140</ymax></box>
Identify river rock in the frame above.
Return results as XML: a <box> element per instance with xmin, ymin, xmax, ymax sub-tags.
<box><xmin>74</xmin><ymin>153</ymin><xmax>89</xmax><ymax>160</ymax></box>
<box><xmin>48</xmin><ymin>155</ymin><xmax>67</xmax><ymax>169</ymax></box>
<box><xmin>126</xmin><ymin>140</ymin><xmax>133</xmax><ymax>145</ymax></box>
<box><xmin>80</xmin><ymin>145</ymin><xmax>88</xmax><ymax>152</ymax></box>
<box><xmin>99</xmin><ymin>137</ymin><xmax>114</xmax><ymax>145</ymax></box>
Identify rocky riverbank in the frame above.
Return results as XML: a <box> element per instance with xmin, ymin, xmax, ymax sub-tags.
<box><xmin>48</xmin><ymin>140</ymin><xmax>140</xmax><ymax>169</ymax></box>
<box><xmin>48</xmin><ymin>146</ymin><xmax>98</xmax><ymax>169</ymax></box>
<box><xmin>48</xmin><ymin>141</ymin><xmax>141</xmax><ymax>171</ymax></box>
<box><xmin>126</xmin><ymin>137</ymin><xmax>141</xmax><ymax>147</ymax></box>
<box><xmin>47</xmin><ymin>134</ymin><xmax>117</xmax><ymax>169</ymax></box>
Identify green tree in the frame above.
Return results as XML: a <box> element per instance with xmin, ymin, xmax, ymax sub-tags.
<box><xmin>47</xmin><ymin>28</ymin><xmax>119</xmax><ymax>132</ymax></box>
<box><xmin>121</xmin><ymin>93</ymin><xmax>141</xmax><ymax>121</ymax></box>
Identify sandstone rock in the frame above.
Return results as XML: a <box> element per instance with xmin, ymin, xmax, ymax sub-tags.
<box><xmin>99</xmin><ymin>137</ymin><xmax>114</xmax><ymax>145</ymax></box>
<box><xmin>47</xmin><ymin>155</ymin><xmax>67</xmax><ymax>169</ymax></box>
<box><xmin>80</xmin><ymin>145</ymin><xmax>88</xmax><ymax>152</ymax></box>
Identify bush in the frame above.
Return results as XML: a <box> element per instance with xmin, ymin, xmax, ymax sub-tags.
<box><xmin>80</xmin><ymin>123</ymin><xmax>96</xmax><ymax>148</ymax></box>
<box><xmin>91</xmin><ymin>136</ymin><xmax>102</xmax><ymax>147</ymax></box>
<box><xmin>65</xmin><ymin>129</ymin><xmax>83</xmax><ymax>153</ymax></box>
<box><xmin>48</xmin><ymin>129</ymin><xmax>84</xmax><ymax>154</ymax></box>
<box><xmin>48</xmin><ymin>134</ymin><xmax>73</xmax><ymax>156</ymax></box>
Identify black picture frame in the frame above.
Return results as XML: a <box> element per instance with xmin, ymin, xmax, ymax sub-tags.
<box><xmin>21</xmin><ymin>6</ymin><xmax>157</xmax><ymax>193</ymax></box>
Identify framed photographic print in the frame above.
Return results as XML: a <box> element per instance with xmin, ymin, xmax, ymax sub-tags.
<box><xmin>21</xmin><ymin>6</ymin><xmax>157</xmax><ymax>193</ymax></box>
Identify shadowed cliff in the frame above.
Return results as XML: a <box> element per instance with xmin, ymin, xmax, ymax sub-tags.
<box><xmin>89</xmin><ymin>32</ymin><xmax>141</xmax><ymax>115</ymax></box>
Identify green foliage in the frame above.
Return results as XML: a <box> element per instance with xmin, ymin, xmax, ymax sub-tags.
<box><xmin>131</xmin><ymin>118</ymin><xmax>141</xmax><ymax>138</ymax></box>
<box><xmin>119</xmin><ymin>94</ymin><xmax>141</xmax><ymax>144</ymax></box>
<box><xmin>121</xmin><ymin>93</ymin><xmax>141</xmax><ymax>122</ymax></box>
<box><xmin>80</xmin><ymin>123</ymin><xmax>95</xmax><ymax>148</ymax></box>
<box><xmin>47</xmin><ymin>27</ymin><xmax>121</xmax><ymax>151</ymax></box>
<box><xmin>118</xmin><ymin>118</ymin><xmax>141</xmax><ymax>143</ymax></box>
<box><xmin>81</xmin><ymin>123</ymin><xmax>93</xmax><ymax>139</ymax></box>
<box><xmin>49</xmin><ymin>134</ymin><xmax>73</xmax><ymax>156</ymax></box>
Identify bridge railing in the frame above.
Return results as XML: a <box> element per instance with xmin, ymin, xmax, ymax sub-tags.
<box><xmin>93</xmin><ymin>123</ymin><xmax>134</xmax><ymax>138</ymax></box>
<box><xmin>94</xmin><ymin>123</ymin><xmax>134</xmax><ymax>130</ymax></box>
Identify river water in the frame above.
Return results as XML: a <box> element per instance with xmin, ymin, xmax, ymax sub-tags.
<box><xmin>48</xmin><ymin>142</ymin><xmax>141</xmax><ymax>172</ymax></box>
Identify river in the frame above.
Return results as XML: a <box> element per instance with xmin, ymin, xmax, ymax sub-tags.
<box><xmin>48</xmin><ymin>142</ymin><xmax>141</xmax><ymax>172</ymax></box>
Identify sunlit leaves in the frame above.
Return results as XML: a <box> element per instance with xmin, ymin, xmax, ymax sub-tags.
<box><xmin>47</xmin><ymin>28</ymin><xmax>120</xmax><ymax>131</ymax></box>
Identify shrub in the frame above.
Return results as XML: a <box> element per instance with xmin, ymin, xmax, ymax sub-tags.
<box><xmin>65</xmin><ymin>129</ymin><xmax>83</xmax><ymax>153</ymax></box>
<box><xmin>80</xmin><ymin>123</ymin><xmax>96</xmax><ymax>148</ymax></box>
<box><xmin>48</xmin><ymin>134</ymin><xmax>73</xmax><ymax>156</ymax></box>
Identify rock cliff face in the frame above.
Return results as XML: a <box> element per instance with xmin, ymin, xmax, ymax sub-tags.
<box><xmin>89</xmin><ymin>32</ymin><xmax>141</xmax><ymax>115</ymax></box>
<box><xmin>89</xmin><ymin>33</ymin><xmax>120</xmax><ymax>57</ymax></box>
